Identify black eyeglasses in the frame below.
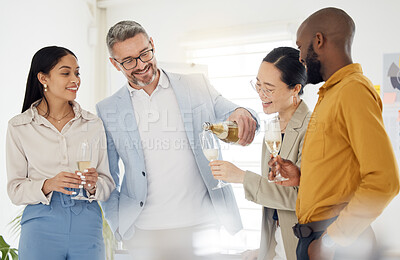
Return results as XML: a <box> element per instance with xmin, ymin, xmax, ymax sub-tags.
<box><xmin>113</xmin><ymin>48</ymin><xmax>154</xmax><ymax>70</ymax></box>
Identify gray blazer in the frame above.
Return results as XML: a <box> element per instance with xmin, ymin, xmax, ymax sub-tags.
<box><xmin>243</xmin><ymin>101</ymin><xmax>311</xmax><ymax>260</ymax></box>
<box><xmin>96</xmin><ymin>72</ymin><xmax>256</xmax><ymax>240</ymax></box>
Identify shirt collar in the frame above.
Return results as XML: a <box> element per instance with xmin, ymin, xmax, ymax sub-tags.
<box><xmin>126</xmin><ymin>69</ymin><xmax>169</xmax><ymax>97</ymax></box>
<box><xmin>317</xmin><ymin>63</ymin><xmax>363</xmax><ymax>96</ymax></box>
<box><xmin>158</xmin><ymin>69</ymin><xmax>169</xmax><ymax>89</ymax></box>
<box><xmin>70</xmin><ymin>101</ymin><xmax>97</xmax><ymax>121</ymax></box>
<box><xmin>27</xmin><ymin>100</ymin><xmax>94</xmax><ymax>123</ymax></box>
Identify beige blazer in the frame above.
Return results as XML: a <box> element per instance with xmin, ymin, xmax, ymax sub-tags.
<box><xmin>243</xmin><ymin>101</ymin><xmax>311</xmax><ymax>260</ymax></box>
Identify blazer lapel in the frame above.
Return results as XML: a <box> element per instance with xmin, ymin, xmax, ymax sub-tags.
<box><xmin>280</xmin><ymin>128</ymin><xmax>298</xmax><ymax>159</ymax></box>
<box><xmin>165</xmin><ymin>72</ymin><xmax>195</xmax><ymax>143</ymax></box>
<box><xmin>116</xmin><ymin>86</ymin><xmax>144</xmax><ymax>161</ymax></box>
<box><xmin>280</xmin><ymin>101</ymin><xmax>309</xmax><ymax>159</ymax></box>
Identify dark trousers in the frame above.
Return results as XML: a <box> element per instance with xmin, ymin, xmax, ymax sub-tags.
<box><xmin>295</xmin><ymin>220</ymin><xmax>379</xmax><ymax>260</ymax></box>
<box><xmin>296</xmin><ymin>230</ymin><xmax>324</xmax><ymax>260</ymax></box>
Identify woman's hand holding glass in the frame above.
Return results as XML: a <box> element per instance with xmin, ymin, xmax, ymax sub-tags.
<box><xmin>81</xmin><ymin>168</ymin><xmax>98</xmax><ymax>195</ymax></box>
<box><xmin>42</xmin><ymin>171</ymin><xmax>83</xmax><ymax>196</ymax></box>
<box><xmin>200</xmin><ymin>130</ymin><xmax>228</xmax><ymax>190</ymax></box>
<box><xmin>210</xmin><ymin>161</ymin><xmax>246</xmax><ymax>184</ymax></box>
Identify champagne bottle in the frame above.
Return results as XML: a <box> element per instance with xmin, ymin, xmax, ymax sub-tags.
<box><xmin>202</xmin><ymin>121</ymin><xmax>239</xmax><ymax>144</ymax></box>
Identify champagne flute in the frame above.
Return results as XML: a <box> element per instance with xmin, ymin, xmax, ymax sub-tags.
<box><xmin>72</xmin><ymin>140</ymin><xmax>91</xmax><ymax>200</ymax></box>
<box><xmin>265</xmin><ymin>112</ymin><xmax>288</xmax><ymax>182</ymax></box>
<box><xmin>200</xmin><ymin>130</ymin><xmax>228</xmax><ymax>190</ymax></box>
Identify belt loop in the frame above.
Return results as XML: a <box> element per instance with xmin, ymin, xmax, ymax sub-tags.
<box><xmin>59</xmin><ymin>192</ymin><xmax>75</xmax><ymax>207</ymax></box>
<box><xmin>292</xmin><ymin>224</ymin><xmax>300</xmax><ymax>238</ymax></box>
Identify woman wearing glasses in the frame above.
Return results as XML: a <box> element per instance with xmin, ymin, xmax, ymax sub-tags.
<box><xmin>210</xmin><ymin>47</ymin><xmax>310</xmax><ymax>260</ymax></box>
<box><xmin>6</xmin><ymin>46</ymin><xmax>115</xmax><ymax>259</ymax></box>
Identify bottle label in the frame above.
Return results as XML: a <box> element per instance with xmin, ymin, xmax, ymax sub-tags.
<box><xmin>217</xmin><ymin>124</ymin><xmax>229</xmax><ymax>139</ymax></box>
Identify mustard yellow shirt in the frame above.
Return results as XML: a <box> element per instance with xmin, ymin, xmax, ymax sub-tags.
<box><xmin>297</xmin><ymin>63</ymin><xmax>400</xmax><ymax>245</ymax></box>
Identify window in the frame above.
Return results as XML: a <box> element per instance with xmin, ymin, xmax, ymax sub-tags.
<box><xmin>186</xmin><ymin>39</ymin><xmax>293</xmax><ymax>253</ymax></box>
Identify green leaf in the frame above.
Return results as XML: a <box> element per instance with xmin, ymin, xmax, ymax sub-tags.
<box><xmin>9</xmin><ymin>249</ymin><xmax>18</xmax><ymax>260</ymax></box>
<box><xmin>0</xmin><ymin>236</ymin><xmax>10</xmax><ymax>247</ymax></box>
<box><xmin>0</xmin><ymin>245</ymin><xmax>10</xmax><ymax>259</ymax></box>
<box><xmin>0</xmin><ymin>235</ymin><xmax>18</xmax><ymax>260</ymax></box>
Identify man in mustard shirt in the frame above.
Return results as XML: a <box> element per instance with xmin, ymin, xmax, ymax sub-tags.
<box><xmin>269</xmin><ymin>7</ymin><xmax>400</xmax><ymax>260</ymax></box>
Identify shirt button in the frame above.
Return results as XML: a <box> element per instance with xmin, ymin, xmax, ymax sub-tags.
<box><xmin>142</xmin><ymin>171</ymin><xmax>146</xmax><ymax>176</ymax></box>
<box><xmin>140</xmin><ymin>201</ymin><xmax>144</xmax><ymax>207</ymax></box>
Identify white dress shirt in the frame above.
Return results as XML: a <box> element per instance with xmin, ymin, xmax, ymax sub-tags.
<box><xmin>6</xmin><ymin>100</ymin><xmax>115</xmax><ymax>205</ymax></box>
<box><xmin>129</xmin><ymin>70</ymin><xmax>216</xmax><ymax>230</ymax></box>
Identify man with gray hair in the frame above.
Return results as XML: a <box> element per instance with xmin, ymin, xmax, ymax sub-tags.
<box><xmin>96</xmin><ymin>20</ymin><xmax>258</xmax><ymax>259</ymax></box>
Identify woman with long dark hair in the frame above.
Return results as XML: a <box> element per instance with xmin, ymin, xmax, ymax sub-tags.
<box><xmin>210</xmin><ymin>47</ymin><xmax>310</xmax><ymax>260</ymax></box>
<box><xmin>6</xmin><ymin>46</ymin><xmax>115</xmax><ymax>259</ymax></box>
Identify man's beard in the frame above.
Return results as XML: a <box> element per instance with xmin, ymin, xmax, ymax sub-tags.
<box><xmin>129</xmin><ymin>63</ymin><xmax>157</xmax><ymax>87</ymax></box>
<box><xmin>305</xmin><ymin>43</ymin><xmax>324</xmax><ymax>84</ymax></box>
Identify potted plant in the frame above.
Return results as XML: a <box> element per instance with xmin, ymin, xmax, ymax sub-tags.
<box><xmin>0</xmin><ymin>235</ymin><xmax>18</xmax><ymax>260</ymax></box>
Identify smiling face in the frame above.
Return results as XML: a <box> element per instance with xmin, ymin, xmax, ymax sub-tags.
<box><xmin>110</xmin><ymin>33</ymin><xmax>158</xmax><ymax>89</ymax></box>
<box><xmin>39</xmin><ymin>54</ymin><xmax>80</xmax><ymax>103</ymax></box>
<box><xmin>256</xmin><ymin>62</ymin><xmax>297</xmax><ymax>115</ymax></box>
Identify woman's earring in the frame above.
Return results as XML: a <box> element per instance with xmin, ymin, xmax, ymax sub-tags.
<box><xmin>43</xmin><ymin>84</ymin><xmax>48</xmax><ymax>92</ymax></box>
<box><xmin>293</xmin><ymin>96</ymin><xmax>298</xmax><ymax>106</ymax></box>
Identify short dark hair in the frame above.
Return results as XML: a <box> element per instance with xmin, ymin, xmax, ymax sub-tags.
<box><xmin>263</xmin><ymin>47</ymin><xmax>307</xmax><ymax>95</ymax></box>
<box><xmin>22</xmin><ymin>46</ymin><xmax>76</xmax><ymax>113</ymax></box>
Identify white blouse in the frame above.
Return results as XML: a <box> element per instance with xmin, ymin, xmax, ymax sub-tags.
<box><xmin>6</xmin><ymin>100</ymin><xmax>115</xmax><ymax>205</ymax></box>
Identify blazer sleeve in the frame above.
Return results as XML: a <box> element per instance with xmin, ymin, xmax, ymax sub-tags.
<box><xmin>243</xmin><ymin>164</ymin><xmax>299</xmax><ymax>210</ymax></box>
<box><xmin>201</xmin><ymin>74</ymin><xmax>259</xmax><ymax>124</ymax></box>
<box><xmin>200</xmin><ymin>74</ymin><xmax>236</xmax><ymax>121</ymax></box>
<box><xmin>96</xmin><ymin>103</ymin><xmax>122</xmax><ymax>238</ymax></box>
<box><xmin>86</xmin><ymin>119</ymin><xmax>116</xmax><ymax>202</ymax></box>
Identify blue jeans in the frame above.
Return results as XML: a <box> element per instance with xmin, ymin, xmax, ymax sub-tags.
<box><xmin>18</xmin><ymin>192</ymin><xmax>105</xmax><ymax>260</ymax></box>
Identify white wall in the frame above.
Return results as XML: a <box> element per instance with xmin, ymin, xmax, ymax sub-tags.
<box><xmin>105</xmin><ymin>0</ymin><xmax>400</xmax><ymax>87</ymax></box>
<box><xmin>0</xmin><ymin>0</ymin><xmax>98</xmax><ymax>247</ymax></box>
